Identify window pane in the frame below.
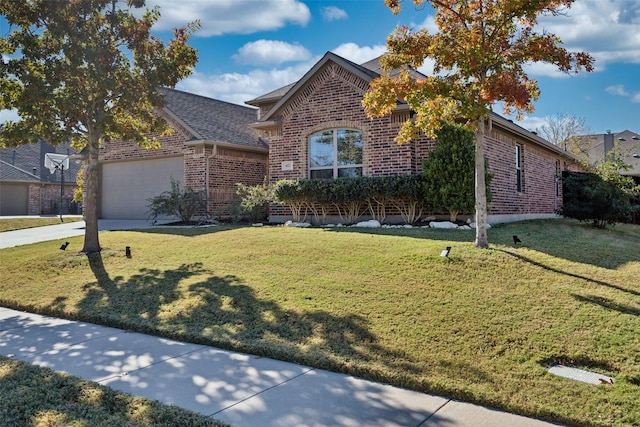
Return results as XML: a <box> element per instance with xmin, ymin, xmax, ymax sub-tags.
<box><xmin>311</xmin><ymin>169</ymin><xmax>334</xmax><ymax>179</ymax></box>
<box><xmin>338</xmin><ymin>167</ymin><xmax>362</xmax><ymax>178</ymax></box>
<box><xmin>310</xmin><ymin>131</ymin><xmax>334</xmax><ymax>167</ymax></box>
<box><xmin>337</xmin><ymin>130</ymin><xmax>362</xmax><ymax>166</ymax></box>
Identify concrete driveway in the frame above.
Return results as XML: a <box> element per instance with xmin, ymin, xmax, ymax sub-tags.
<box><xmin>0</xmin><ymin>216</ymin><xmax>166</xmax><ymax>249</ymax></box>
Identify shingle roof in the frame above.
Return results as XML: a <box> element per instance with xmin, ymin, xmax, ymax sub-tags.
<box><xmin>246</xmin><ymin>83</ymin><xmax>296</xmax><ymax>105</ymax></box>
<box><xmin>159</xmin><ymin>88</ymin><xmax>266</xmax><ymax>150</ymax></box>
<box><xmin>360</xmin><ymin>56</ymin><xmax>427</xmax><ymax>79</ymax></box>
<box><xmin>0</xmin><ymin>141</ymin><xmax>81</xmax><ymax>183</ymax></box>
<box><xmin>0</xmin><ymin>159</ymin><xmax>40</xmax><ymax>181</ymax></box>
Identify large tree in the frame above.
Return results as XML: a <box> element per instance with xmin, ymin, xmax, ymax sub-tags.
<box><xmin>0</xmin><ymin>0</ymin><xmax>199</xmax><ymax>253</ymax></box>
<box><xmin>363</xmin><ymin>0</ymin><xmax>593</xmax><ymax>248</ymax></box>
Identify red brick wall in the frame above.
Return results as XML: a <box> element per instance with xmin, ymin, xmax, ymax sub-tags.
<box><xmin>261</xmin><ymin>60</ymin><xmax>576</xmax><ymax>222</ymax></box>
<box><xmin>485</xmin><ymin>128</ymin><xmax>565</xmax><ymax>216</ymax></box>
<box><xmin>208</xmin><ymin>147</ymin><xmax>268</xmax><ymax>214</ymax></box>
<box><xmin>99</xmin><ymin>115</ymin><xmax>191</xmax><ymax>162</ymax></box>
<box><xmin>266</xmin><ymin>62</ymin><xmax>434</xmax><ymax>217</ymax></box>
<box><xmin>98</xmin><ymin>114</ymin><xmax>267</xmax><ymax>217</ymax></box>
<box><xmin>27</xmin><ymin>183</ymin><xmax>77</xmax><ymax>215</ymax></box>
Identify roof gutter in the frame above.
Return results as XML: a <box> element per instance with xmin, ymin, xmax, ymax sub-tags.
<box><xmin>185</xmin><ymin>139</ymin><xmax>269</xmax><ymax>154</ymax></box>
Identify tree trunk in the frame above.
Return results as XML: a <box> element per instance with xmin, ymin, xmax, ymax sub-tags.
<box><xmin>81</xmin><ymin>133</ymin><xmax>102</xmax><ymax>253</ymax></box>
<box><xmin>474</xmin><ymin>116</ymin><xmax>489</xmax><ymax>249</ymax></box>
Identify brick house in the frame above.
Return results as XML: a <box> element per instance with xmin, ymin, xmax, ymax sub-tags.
<box><xmin>97</xmin><ymin>88</ymin><xmax>268</xmax><ymax>219</ymax></box>
<box><xmin>247</xmin><ymin>51</ymin><xmax>582</xmax><ymax>224</ymax></box>
<box><xmin>0</xmin><ymin>140</ymin><xmax>82</xmax><ymax>216</ymax></box>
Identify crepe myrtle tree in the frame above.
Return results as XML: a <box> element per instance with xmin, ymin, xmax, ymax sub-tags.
<box><xmin>363</xmin><ymin>0</ymin><xmax>593</xmax><ymax>248</ymax></box>
<box><xmin>0</xmin><ymin>0</ymin><xmax>199</xmax><ymax>253</ymax></box>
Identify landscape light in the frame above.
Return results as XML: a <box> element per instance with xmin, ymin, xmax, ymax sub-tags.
<box><xmin>440</xmin><ymin>246</ymin><xmax>451</xmax><ymax>257</ymax></box>
<box><xmin>60</xmin><ymin>242</ymin><xmax>69</xmax><ymax>250</ymax></box>
<box><xmin>513</xmin><ymin>235</ymin><xmax>522</xmax><ymax>245</ymax></box>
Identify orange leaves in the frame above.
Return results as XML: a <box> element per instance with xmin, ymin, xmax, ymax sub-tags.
<box><xmin>371</xmin><ymin>0</ymin><xmax>594</xmax><ymax>130</ymax></box>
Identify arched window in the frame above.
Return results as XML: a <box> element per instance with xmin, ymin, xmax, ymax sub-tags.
<box><xmin>309</xmin><ymin>129</ymin><xmax>362</xmax><ymax>178</ymax></box>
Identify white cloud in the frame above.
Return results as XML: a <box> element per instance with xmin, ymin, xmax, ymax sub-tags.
<box><xmin>514</xmin><ymin>115</ymin><xmax>553</xmax><ymax>134</ymax></box>
<box><xmin>176</xmin><ymin>42</ymin><xmax>389</xmax><ymax>106</ymax></box>
<box><xmin>413</xmin><ymin>14</ymin><xmax>438</xmax><ymax>34</ymax></box>
<box><xmin>331</xmin><ymin>43</ymin><xmax>387</xmax><ymax>64</ymax></box>
<box><xmin>147</xmin><ymin>0</ymin><xmax>311</xmax><ymax>36</ymax></box>
<box><xmin>176</xmin><ymin>59</ymin><xmax>320</xmax><ymax>105</ymax></box>
<box><xmin>233</xmin><ymin>40</ymin><xmax>311</xmax><ymax>66</ymax></box>
<box><xmin>606</xmin><ymin>84</ymin><xmax>629</xmax><ymax>96</ymax></box>
<box><xmin>534</xmin><ymin>0</ymin><xmax>640</xmax><ymax>74</ymax></box>
<box><xmin>631</xmin><ymin>92</ymin><xmax>640</xmax><ymax>103</ymax></box>
<box><xmin>322</xmin><ymin>6</ymin><xmax>348</xmax><ymax>22</ymax></box>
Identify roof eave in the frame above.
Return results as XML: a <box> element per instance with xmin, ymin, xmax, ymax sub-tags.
<box><xmin>490</xmin><ymin>113</ymin><xmax>582</xmax><ymax>163</ymax></box>
<box><xmin>185</xmin><ymin>139</ymin><xmax>269</xmax><ymax>154</ymax></box>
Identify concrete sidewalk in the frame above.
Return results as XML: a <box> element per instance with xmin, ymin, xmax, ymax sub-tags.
<box><xmin>0</xmin><ymin>307</ymin><xmax>564</xmax><ymax>427</ymax></box>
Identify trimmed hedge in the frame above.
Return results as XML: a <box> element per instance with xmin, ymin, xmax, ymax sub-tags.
<box><xmin>273</xmin><ymin>175</ymin><xmax>430</xmax><ymax>225</ymax></box>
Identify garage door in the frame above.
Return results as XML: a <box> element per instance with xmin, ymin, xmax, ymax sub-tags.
<box><xmin>0</xmin><ymin>183</ymin><xmax>28</xmax><ymax>216</ymax></box>
<box><xmin>101</xmin><ymin>157</ymin><xmax>184</xmax><ymax>219</ymax></box>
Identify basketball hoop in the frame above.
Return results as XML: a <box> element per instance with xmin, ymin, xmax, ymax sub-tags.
<box><xmin>44</xmin><ymin>153</ymin><xmax>70</xmax><ymax>174</ymax></box>
<box><xmin>44</xmin><ymin>153</ymin><xmax>70</xmax><ymax>222</ymax></box>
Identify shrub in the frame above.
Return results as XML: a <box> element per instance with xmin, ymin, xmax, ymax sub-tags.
<box><xmin>146</xmin><ymin>178</ymin><xmax>206</xmax><ymax>223</ymax></box>
<box><xmin>562</xmin><ymin>170</ymin><xmax>639</xmax><ymax>228</ymax></box>
<box><xmin>236</xmin><ymin>179</ymin><xmax>272</xmax><ymax>222</ymax></box>
<box><xmin>273</xmin><ymin>175</ymin><xmax>429</xmax><ymax>225</ymax></box>
<box><xmin>422</xmin><ymin>122</ymin><xmax>493</xmax><ymax>221</ymax></box>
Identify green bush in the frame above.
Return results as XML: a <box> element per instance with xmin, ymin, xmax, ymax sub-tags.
<box><xmin>422</xmin><ymin>122</ymin><xmax>493</xmax><ymax>221</ymax></box>
<box><xmin>146</xmin><ymin>178</ymin><xmax>206</xmax><ymax>223</ymax></box>
<box><xmin>273</xmin><ymin>175</ymin><xmax>429</xmax><ymax>225</ymax></box>
<box><xmin>236</xmin><ymin>179</ymin><xmax>272</xmax><ymax>222</ymax></box>
<box><xmin>562</xmin><ymin>170</ymin><xmax>639</xmax><ymax>228</ymax></box>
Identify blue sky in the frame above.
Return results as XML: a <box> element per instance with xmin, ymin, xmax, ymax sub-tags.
<box><xmin>2</xmin><ymin>0</ymin><xmax>639</xmax><ymax>135</ymax></box>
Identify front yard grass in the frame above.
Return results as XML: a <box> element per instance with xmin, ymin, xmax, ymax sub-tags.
<box><xmin>1</xmin><ymin>219</ymin><xmax>638</xmax><ymax>426</ymax></box>
<box><xmin>0</xmin><ymin>216</ymin><xmax>82</xmax><ymax>232</ymax></box>
<box><xmin>0</xmin><ymin>355</ymin><xmax>227</xmax><ymax>426</ymax></box>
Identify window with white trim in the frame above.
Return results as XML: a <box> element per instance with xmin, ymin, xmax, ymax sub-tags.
<box><xmin>516</xmin><ymin>144</ymin><xmax>524</xmax><ymax>193</ymax></box>
<box><xmin>309</xmin><ymin>129</ymin><xmax>363</xmax><ymax>178</ymax></box>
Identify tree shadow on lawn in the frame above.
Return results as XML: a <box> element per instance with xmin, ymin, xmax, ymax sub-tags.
<box><xmin>80</xmin><ymin>253</ymin><xmax>427</xmax><ymax>386</ymax></box>
<box><xmin>497</xmin><ymin>249</ymin><xmax>640</xmax><ymax>298</ymax></box>
<box><xmin>328</xmin><ymin>219</ymin><xmax>640</xmax><ymax>270</ymax></box>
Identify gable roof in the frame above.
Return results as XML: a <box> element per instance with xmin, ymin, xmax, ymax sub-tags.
<box><xmin>0</xmin><ymin>140</ymin><xmax>81</xmax><ymax>183</ymax></box>
<box><xmin>245</xmin><ymin>52</ymin><xmax>387</xmax><ymax>121</ymax></box>
<box><xmin>159</xmin><ymin>88</ymin><xmax>267</xmax><ymax>151</ymax></box>
<box><xmin>246</xmin><ymin>52</ymin><xmax>428</xmax><ymax>115</ymax></box>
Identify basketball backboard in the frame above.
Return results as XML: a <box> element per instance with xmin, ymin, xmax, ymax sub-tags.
<box><xmin>44</xmin><ymin>153</ymin><xmax>70</xmax><ymax>174</ymax></box>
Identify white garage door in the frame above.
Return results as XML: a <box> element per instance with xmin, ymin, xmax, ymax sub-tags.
<box><xmin>101</xmin><ymin>157</ymin><xmax>184</xmax><ymax>219</ymax></box>
<box><xmin>0</xmin><ymin>183</ymin><xmax>28</xmax><ymax>216</ymax></box>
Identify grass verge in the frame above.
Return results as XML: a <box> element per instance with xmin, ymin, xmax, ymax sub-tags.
<box><xmin>1</xmin><ymin>219</ymin><xmax>639</xmax><ymax>426</ymax></box>
<box><xmin>0</xmin><ymin>216</ymin><xmax>83</xmax><ymax>232</ymax></box>
<box><xmin>0</xmin><ymin>355</ymin><xmax>227</xmax><ymax>426</ymax></box>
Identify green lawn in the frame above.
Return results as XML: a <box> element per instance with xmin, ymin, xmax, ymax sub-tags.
<box><xmin>0</xmin><ymin>216</ymin><xmax>83</xmax><ymax>232</ymax></box>
<box><xmin>1</xmin><ymin>219</ymin><xmax>639</xmax><ymax>426</ymax></box>
<box><xmin>0</xmin><ymin>355</ymin><xmax>227</xmax><ymax>426</ymax></box>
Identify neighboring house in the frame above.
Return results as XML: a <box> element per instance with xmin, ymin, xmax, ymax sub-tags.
<box><xmin>0</xmin><ymin>140</ymin><xmax>81</xmax><ymax>216</ymax></box>
<box><xmin>97</xmin><ymin>88</ymin><xmax>268</xmax><ymax>219</ymax></box>
<box><xmin>247</xmin><ymin>51</ymin><xmax>582</xmax><ymax>224</ymax></box>
<box><xmin>575</xmin><ymin>129</ymin><xmax>640</xmax><ymax>225</ymax></box>
<box><xmin>576</xmin><ymin>130</ymin><xmax>640</xmax><ymax>177</ymax></box>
